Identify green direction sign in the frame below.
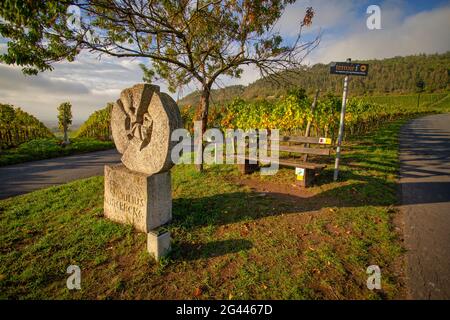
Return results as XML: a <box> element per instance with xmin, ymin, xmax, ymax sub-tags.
<box><xmin>330</xmin><ymin>62</ymin><xmax>369</xmax><ymax>76</ymax></box>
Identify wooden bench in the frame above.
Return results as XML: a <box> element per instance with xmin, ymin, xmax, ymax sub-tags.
<box><xmin>237</xmin><ymin>135</ymin><xmax>333</xmax><ymax>187</ymax></box>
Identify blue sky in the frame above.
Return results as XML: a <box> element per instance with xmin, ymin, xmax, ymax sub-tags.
<box><xmin>405</xmin><ymin>0</ymin><xmax>449</xmax><ymax>12</ymax></box>
<box><xmin>0</xmin><ymin>0</ymin><xmax>449</xmax><ymax>123</ymax></box>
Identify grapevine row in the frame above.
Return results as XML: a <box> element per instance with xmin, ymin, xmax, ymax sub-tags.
<box><xmin>75</xmin><ymin>103</ymin><xmax>113</xmax><ymax>140</ymax></box>
<box><xmin>0</xmin><ymin>103</ymin><xmax>54</xmax><ymax>149</ymax></box>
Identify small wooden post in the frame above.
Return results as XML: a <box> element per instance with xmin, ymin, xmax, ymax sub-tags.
<box><xmin>303</xmin><ymin>89</ymin><xmax>320</xmax><ymax>162</ymax></box>
<box><xmin>295</xmin><ymin>168</ymin><xmax>315</xmax><ymax>188</ymax></box>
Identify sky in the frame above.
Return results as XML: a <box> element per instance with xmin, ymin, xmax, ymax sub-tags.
<box><xmin>0</xmin><ymin>0</ymin><xmax>449</xmax><ymax>124</ymax></box>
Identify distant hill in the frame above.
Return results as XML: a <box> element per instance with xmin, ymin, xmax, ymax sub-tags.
<box><xmin>178</xmin><ymin>52</ymin><xmax>450</xmax><ymax>107</ymax></box>
<box><xmin>178</xmin><ymin>85</ymin><xmax>246</xmax><ymax>107</ymax></box>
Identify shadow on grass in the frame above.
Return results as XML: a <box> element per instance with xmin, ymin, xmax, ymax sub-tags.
<box><xmin>172</xmin><ymin>178</ymin><xmax>394</xmax><ymax>232</ymax></box>
<box><xmin>171</xmin><ymin>239</ymin><xmax>253</xmax><ymax>261</ymax></box>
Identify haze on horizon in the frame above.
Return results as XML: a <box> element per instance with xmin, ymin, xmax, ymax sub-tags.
<box><xmin>0</xmin><ymin>0</ymin><xmax>449</xmax><ymax>124</ymax></box>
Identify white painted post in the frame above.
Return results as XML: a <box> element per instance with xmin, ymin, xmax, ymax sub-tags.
<box><xmin>333</xmin><ymin>58</ymin><xmax>351</xmax><ymax>181</ymax></box>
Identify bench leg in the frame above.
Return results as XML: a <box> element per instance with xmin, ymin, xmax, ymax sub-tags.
<box><xmin>296</xmin><ymin>168</ymin><xmax>316</xmax><ymax>187</ymax></box>
<box><xmin>238</xmin><ymin>159</ymin><xmax>260</xmax><ymax>174</ymax></box>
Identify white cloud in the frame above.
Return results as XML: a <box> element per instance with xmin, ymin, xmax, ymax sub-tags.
<box><xmin>307</xmin><ymin>4</ymin><xmax>450</xmax><ymax>63</ymax></box>
<box><xmin>213</xmin><ymin>64</ymin><xmax>261</xmax><ymax>89</ymax></box>
<box><xmin>0</xmin><ymin>51</ymin><xmax>170</xmax><ymax>124</ymax></box>
<box><xmin>276</xmin><ymin>0</ymin><xmax>367</xmax><ymax>37</ymax></box>
<box><xmin>0</xmin><ymin>64</ymin><xmax>89</xmax><ymax>94</ymax></box>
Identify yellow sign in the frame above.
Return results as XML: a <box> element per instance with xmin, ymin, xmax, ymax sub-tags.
<box><xmin>295</xmin><ymin>167</ymin><xmax>305</xmax><ymax>180</ymax></box>
<box><xmin>319</xmin><ymin>137</ymin><xmax>331</xmax><ymax>145</ymax></box>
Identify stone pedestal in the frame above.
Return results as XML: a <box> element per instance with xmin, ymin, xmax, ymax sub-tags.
<box><xmin>147</xmin><ymin>230</ymin><xmax>171</xmax><ymax>260</ymax></box>
<box><xmin>105</xmin><ymin>84</ymin><xmax>183</xmax><ymax>261</ymax></box>
<box><xmin>104</xmin><ymin>164</ymin><xmax>172</xmax><ymax>233</ymax></box>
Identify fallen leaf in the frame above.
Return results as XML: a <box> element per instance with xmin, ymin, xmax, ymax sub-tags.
<box><xmin>194</xmin><ymin>287</ymin><xmax>202</xmax><ymax>297</ymax></box>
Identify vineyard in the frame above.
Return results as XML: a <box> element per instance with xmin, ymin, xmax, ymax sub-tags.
<box><xmin>181</xmin><ymin>91</ymin><xmax>450</xmax><ymax>141</ymax></box>
<box><xmin>0</xmin><ymin>103</ymin><xmax>54</xmax><ymax>150</ymax></box>
<box><xmin>75</xmin><ymin>103</ymin><xmax>113</xmax><ymax>140</ymax></box>
<box><xmin>71</xmin><ymin>91</ymin><xmax>449</xmax><ymax>146</ymax></box>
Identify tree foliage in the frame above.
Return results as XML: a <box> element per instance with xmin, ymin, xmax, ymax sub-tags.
<box><xmin>57</xmin><ymin>101</ymin><xmax>72</xmax><ymax>143</ymax></box>
<box><xmin>0</xmin><ymin>1</ymin><xmax>78</xmax><ymax>75</ymax></box>
<box><xmin>57</xmin><ymin>102</ymin><xmax>72</xmax><ymax>130</ymax></box>
<box><xmin>0</xmin><ymin>0</ymin><xmax>317</xmax><ymax>98</ymax></box>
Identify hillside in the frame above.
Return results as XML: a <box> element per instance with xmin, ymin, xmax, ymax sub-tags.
<box><xmin>0</xmin><ymin>103</ymin><xmax>54</xmax><ymax>149</ymax></box>
<box><xmin>178</xmin><ymin>52</ymin><xmax>450</xmax><ymax>107</ymax></box>
<box><xmin>178</xmin><ymin>85</ymin><xmax>245</xmax><ymax>107</ymax></box>
<box><xmin>75</xmin><ymin>103</ymin><xmax>112</xmax><ymax>141</ymax></box>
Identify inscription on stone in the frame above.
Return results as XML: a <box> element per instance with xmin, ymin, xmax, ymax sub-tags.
<box><xmin>105</xmin><ymin>179</ymin><xmax>145</xmax><ymax>226</ymax></box>
<box><xmin>104</xmin><ymin>164</ymin><xmax>172</xmax><ymax>233</ymax></box>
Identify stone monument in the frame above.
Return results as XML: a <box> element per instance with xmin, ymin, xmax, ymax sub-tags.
<box><xmin>104</xmin><ymin>83</ymin><xmax>182</xmax><ymax>260</ymax></box>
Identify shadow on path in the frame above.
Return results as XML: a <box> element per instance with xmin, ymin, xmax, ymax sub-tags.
<box><xmin>399</xmin><ymin>113</ymin><xmax>450</xmax><ymax>300</ymax></box>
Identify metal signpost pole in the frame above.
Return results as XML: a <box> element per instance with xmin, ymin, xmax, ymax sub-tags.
<box><xmin>333</xmin><ymin>58</ymin><xmax>351</xmax><ymax>181</ymax></box>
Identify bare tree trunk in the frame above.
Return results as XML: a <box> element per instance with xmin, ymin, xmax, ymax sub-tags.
<box><xmin>63</xmin><ymin>125</ymin><xmax>68</xmax><ymax>144</ymax></box>
<box><xmin>195</xmin><ymin>86</ymin><xmax>210</xmax><ymax>172</ymax></box>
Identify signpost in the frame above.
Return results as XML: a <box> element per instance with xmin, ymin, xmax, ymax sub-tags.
<box><xmin>331</xmin><ymin>58</ymin><xmax>369</xmax><ymax>181</ymax></box>
<box><xmin>295</xmin><ymin>167</ymin><xmax>305</xmax><ymax>181</ymax></box>
<box><xmin>330</xmin><ymin>61</ymin><xmax>369</xmax><ymax>77</ymax></box>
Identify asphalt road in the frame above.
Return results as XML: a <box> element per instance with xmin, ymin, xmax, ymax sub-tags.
<box><xmin>400</xmin><ymin>113</ymin><xmax>450</xmax><ymax>299</ymax></box>
<box><xmin>0</xmin><ymin>149</ymin><xmax>121</xmax><ymax>199</ymax></box>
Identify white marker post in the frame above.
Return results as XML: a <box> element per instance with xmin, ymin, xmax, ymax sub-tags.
<box><xmin>333</xmin><ymin>58</ymin><xmax>351</xmax><ymax>181</ymax></box>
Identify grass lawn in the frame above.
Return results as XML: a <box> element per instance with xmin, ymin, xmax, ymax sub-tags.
<box><xmin>0</xmin><ymin>119</ymin><xmax>410</xmax><ymax>299</ymax></box>
<box><xmin>0</xmin><ymin>138</ymin><xmax>114</xmax><ymax>166</ymax></box>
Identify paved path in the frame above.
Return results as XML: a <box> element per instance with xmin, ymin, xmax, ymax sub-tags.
<box><xmin>400</xmin><ymin>113</ymin><xmax>450</xmax><ymax>299</ymax></box>
<box><xmin>0</xmin><ymin>149</ymin><xmax>121</xmax><ymax>199</ymax></box>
